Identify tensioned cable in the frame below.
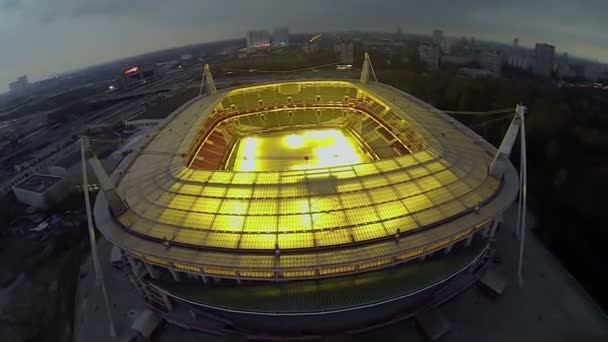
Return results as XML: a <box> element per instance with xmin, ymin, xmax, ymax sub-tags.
<box><xmin>84</xmin><ymin>104</ymin><xmax>517</xmax><ymax>165</ymax></box>
<box><xmin>467</xmin><ymin>113</ymin><xmax>515</xmax><ymax>129</ymax></box>
<box><xmin>224</xmin><ymin>62</ymin><xmax>338</xmax><ymax>74</ymax></box>
<box><xmin>439</xmin><ymin>108</ymin><xmax>516</xmax><ymax>115</ymax></box>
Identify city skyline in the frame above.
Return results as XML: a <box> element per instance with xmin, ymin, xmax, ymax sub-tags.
<box><xmin>1</xmin><ymin>0</ymin><xmax>608</xmax><ymax>91</ymax></box>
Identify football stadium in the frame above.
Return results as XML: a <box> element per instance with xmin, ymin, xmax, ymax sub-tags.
<box><xmin>94</xmin><ymin>73</ymin><xmax>520</xmax><ymax>334</ymax></box>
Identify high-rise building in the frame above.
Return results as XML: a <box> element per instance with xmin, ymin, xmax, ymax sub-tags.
<box><xmin>533</xmin><ymin>43</ymin><xmax>556</xmax><ymax>77</ymax></box>
<box><xmin>507</xmin><ymin>52</ymin><xmax>534</xmax><ymax>70</ymax></box>
<box><xmin>418</xmin><ymin>44</ymin><xmax>440</xmax><ymax>72</ymax></box>
<box><xmin>432</xmin><ymin>29</ymin><xmax>444</xmax><ymax>44</ymax></box>
<box><xmin>9</xmin><ymin>75</ymin><xmax>30</xmax><ymax>97</ymax></box>
<box><xmin>480</xmin><ymin>50</ymin><xmax>502</xmax><ymax>76</ymax></box>
<box><xmin>513</xmin><ymin>38</ymin><xmax>519</xmax><ymax>49</ymax></box>
<box><xmin>440</xmin><ymin>38</ymin><xmax>453</xmax><ymax>54</ymax></box>
<box><xmin>273</xmin><ymin>27</ymin><xmax>289</xmax><ymax>46</ymax></box>
<box><xmin>246</xmin><ymin>30</ymin><xmax>271</xmax><ymax>49</ymax></box>
<box><xmin>507</xmin><ymin>53</ymin><xmax>534</xmax><ymax>70</ymax></box>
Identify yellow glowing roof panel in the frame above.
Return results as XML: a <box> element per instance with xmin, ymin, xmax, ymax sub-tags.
<box><xmin>116</xmin><ymin>80</ymin><xmax>502</xmax><ymax>253</ymax></box>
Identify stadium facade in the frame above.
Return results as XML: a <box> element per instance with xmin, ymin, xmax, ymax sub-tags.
<box><xmin>94</xmin><ymin>77</ymin><xmax>519</xmax><ymax>335</ymax></box>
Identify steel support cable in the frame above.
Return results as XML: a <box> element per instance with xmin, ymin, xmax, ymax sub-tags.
<box><xmin>85</xmin><ymin>107</ymin><xmax>515</xmax><ymax>151</ymax></box>
<box><xmin>440</xmin><ymin>108</ymin><xmax>516</xmax><ymax>115</ymax></box>
<box><xmin>87</xmin><ymin>124</ymin><xmax>499</xmax><ymax>162</ymax></box>
<box><xmin>467</xmin><ymin>113</ymin><xmax>514</xmax><ymax>129</ymax></box>
<box><xmin>88</xmin><ymin>137</ymin><xmax>489</xmax><ymax>161</ymax></box>
<box><xmin>224</xmin><ymin>62</ymin><xmax>338</xmax><ymax>74</ymax></box>
<box><xmin>85</xmin><ymin>106</ymin><xmax>517</xmax><ymax>167</ymax></box>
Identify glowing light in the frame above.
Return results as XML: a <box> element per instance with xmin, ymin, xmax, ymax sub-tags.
<box><xmin>296</xmin><ymin>129</ymin><xmax>363</xmax><ymax>170</ymax></box>
<box><xmin>124</xmin><ymin>66</ymin><xmax>139</xmax><ymax>75</ymax></box>
<box><xmin>232</xmin><ymin>128</ymin><xmax>368</xmax><ymax>172</ymax></box>
<box><xmin>284</xmin><ymin>134</ymin><xmax>304</xmax><ymax>148</ymax></box>
<box><xmin>308</xmin><ymin>34</ymin><xmax>322</xmax><ymax>43</ymax></box>
<box><xmin>234</xmin><ymin>137</ymin><xmax>258</xmax><ymax>171</ymax></box>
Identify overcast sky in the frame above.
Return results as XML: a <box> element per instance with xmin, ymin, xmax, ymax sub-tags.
<box><xmin>1</xmin><ymin>0</ymin><xmax>607</xmax><ymax>91</ymax></box>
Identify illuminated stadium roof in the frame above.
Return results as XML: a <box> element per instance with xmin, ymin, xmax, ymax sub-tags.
<box><xmin>95</xmin><ymin>80</ymin><xmax>518</xmax><ymax>281</ymax></box>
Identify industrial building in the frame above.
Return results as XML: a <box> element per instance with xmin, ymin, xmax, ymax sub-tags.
<box><xmin>93</xmin><ymin>71</ymin><xmax>519</xmax><ymax>335</ymax></box>
<box><xmin>119</xmin><ymin>64</ymin><xmax>159</xmax><ymax>89</ymax></box>
<box><xmin>13</xmin><ymin>174</ymin><xmax>68</xmax><ymax>209</ymax></box>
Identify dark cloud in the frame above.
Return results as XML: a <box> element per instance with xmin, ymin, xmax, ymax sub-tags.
<box><xmin>0</xmin><ymin>0</ymin><xmax>20</xmax><ymax>11</ymax></box>
<box><xmin>70</xmin><ymin>0</ymin><xmax>159</xmax><ymax>16</ymax></box>
<box><xmin>6</xmin><ymin>0</ymin><xmax>608</xmax><ymax>44</ymax></box>
<box><xmin>1</xmin><ymin>0</ymin><xmax>162</xmax><ymax>21</ymax></box>
<box><xmin>1</xmin><ymin>0</ymin><xmax>608</xmax><ymax>89</ymax></box>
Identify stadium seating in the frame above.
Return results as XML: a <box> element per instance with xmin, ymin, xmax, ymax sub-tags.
<box><xmin>188</xmin><ymin>82</ymin><xmax>432</xmax><ymax>170</ymax></box>
<box><xmin>190</xmin><ymin>130</ymin><xmax>230</xmax><ymax>170</ymax></box>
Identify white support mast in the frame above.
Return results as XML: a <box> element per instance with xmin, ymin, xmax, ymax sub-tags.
<box><xmin>199</xmin><ymin>63</ymin><xmax>217</xmax><ymax>96</ymax></box>
<box><xmin>488</xmin><ymin>105</ymin><xmax>525</xmax><ymax>178</ymax></box>
<box><xmin>487</xmin><ymin>105</ymin><xmax>528</xmax><ymax>287</ymax></box>
<box><xmin>516</xmin><ymin>106</ymin><xmax>528</xmax><ymax>287</ymax></box>
<box><xmin>360</xmin><ymin>52</ymin><xmax>378</xmax><ymax>83</ymax></box>
<box><xmin>81</xmin><ymin>137</ymin><xmax>117</xmax><ymax>337</ymax></box>
<box><xmin>85</xmin><ymin>148</ymin><xmax>129</xmax><ymax>217</ymax></box>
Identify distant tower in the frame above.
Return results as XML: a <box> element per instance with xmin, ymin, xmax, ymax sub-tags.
<box><xmin>513</xmin><ymin>38</ymin><xmax>519</xmax><ymax>49</ymax></box>
<box><xmin>396</xmin><ymin>27</ymin><xmax>403</xmax><ymax>36</ymax></box>
<box><xmin>432</xmin><ymin>29</ymin><xmax>444</xmax><ymax>44</ymax></box>
<box><xmin>481</xmin><ymin>50</ymin><xmax>502</xmax><ymax>76</ymax></box>
<box><xmin>8</xmin><ymin>75</ymin><xmax>31</xmax><ymax>97</ymax></box>
<box><xmin>533</xmin><ymin>43</ymin><xmax>556</xmax><ymax>78</ymax></box>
